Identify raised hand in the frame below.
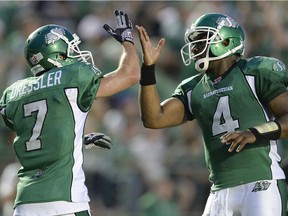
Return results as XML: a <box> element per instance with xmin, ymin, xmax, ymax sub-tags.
<box><xmin>136</xmin><ymin>25</ymin><xmax>165</xmax><ymax>66</ymax></box>
<box><xmin>103</xmin><ymin>10</ymin><xmax>134</xmax><ymax>44</ymax></box>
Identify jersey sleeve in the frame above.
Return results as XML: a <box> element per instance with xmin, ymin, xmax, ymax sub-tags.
<box><xmin>171</xmin><ymin>75</ymin><xmax>202</xmax><ymax>121</ymax></box>
<box><xmin>77</xmin><ymin>63</ymin><xmax>103</xmax><ymax>111</ymax></box>
<box><xmin>254</xmin><ymin>57</ymin><xmax>288</xmax><ymax>104</ymax></box>
<box><xmin>0</xmin><ymin>90</ymin><xmax>14</xmax><ymax>130</ymax></box>
<box><xmin>172</xmin><ymin>85</ymin><xmax>193</xmax><ymax>121</ymax></box>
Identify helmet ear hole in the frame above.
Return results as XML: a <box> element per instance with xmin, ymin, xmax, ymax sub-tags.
<box><xmin>222</xmin><ymin>39</ymin><xmax>229</xmax><ymax>47</ymax></box>
<box><xmin>58</xmin><ymin>54</ymin><xmax>67</xmax><ymax>60</ymax></box>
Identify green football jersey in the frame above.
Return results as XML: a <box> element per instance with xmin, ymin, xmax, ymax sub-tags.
<box><xmin>172</xmin><ymin>56</ymin><xmax>287</xmax><ymax>191</ymax></box>
<box><xmin>0</xmin><ymin>62</ymin><xmax>102</xmax><ymax>206</ymax></box>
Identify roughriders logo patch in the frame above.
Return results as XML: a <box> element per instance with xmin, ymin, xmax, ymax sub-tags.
<box><xmin>45</xmin><ymin>27</ymin><xmax>65</xmax><ymax>45</ymax></box>
<box><xmin>31</xmin><ymin>168</ymin><xmax>47</xmax><ymax>180</ymax></box>
<box><xmin>252</xmin><ymin>181</ymin><xmax>271</xmax><ymax>192</ymax></box>
<box><xmin>273</xmin><ymin>61</ymin><xmax>286</xmax><ymax>72</ymax></box>
<box><xmin>216</xmin><ymin>17</ymin><xmax>239</xmax><ymax>29</ymax></box>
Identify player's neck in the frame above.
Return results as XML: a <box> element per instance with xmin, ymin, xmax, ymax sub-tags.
<box><xmin>207</xmin><ymin>56</ymin><xmax>239</xmax><ymax>77</ymax></box>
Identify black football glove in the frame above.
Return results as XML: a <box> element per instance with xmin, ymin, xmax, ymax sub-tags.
<box><xmin>84</xmin><ymin>132</ymin><xmax>112</xmax><ymax>150</ymax></box>
<box><xmin>103</xmin><ymin>10</ymin><xmax>134</xmax><ymax>44</ymax></box>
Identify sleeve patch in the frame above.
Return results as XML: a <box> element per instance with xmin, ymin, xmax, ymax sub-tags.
<box><xmin>272</xmin><ymin>61</ymin><xmax>286</xmax><ymax>72</ymax></box>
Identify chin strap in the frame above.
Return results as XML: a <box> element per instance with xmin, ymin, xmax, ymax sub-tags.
<box><xmin>195</xmin><ymin>58</ymin><xmax>209</xmax><ymax>73</ymax></box>
<box><xmin>47</xmin><ymin>58</ymin><xmax>62</xmax><ymax>68</ymax></box>
<box><xmin>31</xmin><ymin>64</ymin><xmax>45</xmax><ymax>76</ymax></box>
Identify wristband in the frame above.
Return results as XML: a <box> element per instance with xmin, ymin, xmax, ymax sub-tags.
<box><xmin>249</xmin><ymin>121</ymin><xmax>281</xmax><ymax>141</ymax></box>
<box><xmin>140</xmin><ymin>64</ymin><xmax>156</xmax><ymax>86</ymax></box>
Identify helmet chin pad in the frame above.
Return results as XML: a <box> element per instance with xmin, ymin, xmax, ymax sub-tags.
<box><xmin>195</xmin><ymin>58</ymin><xmax>209</xmax><ymax>73</ymax></box>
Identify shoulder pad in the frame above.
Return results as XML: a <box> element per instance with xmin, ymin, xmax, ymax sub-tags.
<box><xmin>79</xmin><ymin>62</ymin><xmax>102</xmax><ymax>77</ymax></box>
<box><xmin>245</xmin><ymin>56</ymin><xmax>286</xmax><ymax>72</ymax></box>
<box><xmin>180</xmin><ymin>73</ymin><xmax>203</xmax><ymax>86</ymax></box>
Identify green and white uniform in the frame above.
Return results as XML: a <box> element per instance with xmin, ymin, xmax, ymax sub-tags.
<box><xmin>0</xmin><ymin>62</ymin><xmax>102</xmax><ymax>215</ymax></box>
<box><xmin>172</xmin><ymin>56</ymin><xmax>287</xmax><ymax>190</ymax></box>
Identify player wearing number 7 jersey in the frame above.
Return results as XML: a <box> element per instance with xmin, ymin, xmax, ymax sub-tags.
<box><xmin>0</xmin><ymin>10</ymin><xmax>139</xmax><ymax>216</ymax></box>
<box><xmin>137</xmin><ymin>13</ymin><xmax>288</xmax><ymax>216</ymax></box>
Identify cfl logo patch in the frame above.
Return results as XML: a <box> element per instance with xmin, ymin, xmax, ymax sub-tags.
<box><xmin>30</xmin><ymin>53</ymin><xmax>44</xmax><ymax>65</ymax></box>
<box><xmin>252</xmin><ymin>181</ymin><xmax>271</xmax><ymax>192</ymax></box>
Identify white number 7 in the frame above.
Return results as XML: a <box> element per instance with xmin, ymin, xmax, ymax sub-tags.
<box><xmin>24</xmin><ymin>100</ymin><xmax>47</xmax><ymax>151</ymax></box>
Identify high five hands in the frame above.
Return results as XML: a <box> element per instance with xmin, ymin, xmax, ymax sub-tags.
<box><xmin>136</xmin><ymin>25</ymin><xmax>165</xmax><ymax>66</ymax></box>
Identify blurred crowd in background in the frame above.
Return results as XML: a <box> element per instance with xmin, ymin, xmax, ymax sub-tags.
<box><xmin>0</xmin><ymin>1</ymin><xmax>288</xmax><ymax>216</ymax></box>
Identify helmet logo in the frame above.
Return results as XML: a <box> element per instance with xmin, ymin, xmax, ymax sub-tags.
<box><xmin>30</xmin><ymin>53</ymin><xmax>44</xmax><ymax>65</ymax></box>
<box><xmin>216</xmin><ymin>17</ymin><xmax>239</xmax><ymax>29</ymax></box>
<box><xmin>45</xmin><ymin>28</ymin><xmax>65</xmax><ymax>45</ymax></box>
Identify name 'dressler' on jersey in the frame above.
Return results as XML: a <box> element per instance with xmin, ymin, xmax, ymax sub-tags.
<box><xmin>9</xmin><ymin>70</ymin><xmax>62</xmax><ymax>100</ymax></box>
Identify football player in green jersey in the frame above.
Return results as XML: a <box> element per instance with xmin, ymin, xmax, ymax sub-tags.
<box><xmin>137</xmin><ymin>13</ymin><xmax>288</xmax><ymax>216</ymax></box>
<box><xmin>0</xmin><ymin>10</ymin><xmax>139</xmax><ymax>216</ymax></box>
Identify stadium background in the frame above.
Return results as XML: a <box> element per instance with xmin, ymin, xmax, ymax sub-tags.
<box><xmin>0</xmin><ymin>1</ymin><xmax>287</xmax><ymax>216</ymax></box>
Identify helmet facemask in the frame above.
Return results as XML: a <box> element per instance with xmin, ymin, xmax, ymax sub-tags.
<box><xmin>181</xmin><ymin>27</ymin><xmax>220</xmax><ymax>73</ymax></box>
<box><xmin>49</xmin><ymin>28</ymin><xmax>94</xmax><ymax>66</ymax></box>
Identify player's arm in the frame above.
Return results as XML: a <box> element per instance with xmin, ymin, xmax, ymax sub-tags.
<box><xmin>137</xmin><ymin>25</ymin><xmax>187</xmax><ymax>129</ymax></box>
<box><xmin>221</xmin><ymin>91</ymin><xmax>288</xmax><ymax>152</ymax></box>
<box><xmin>96</xmin><ymin>10</ymin><xmax>140</xmax><ymax>98</ymax></box>
<box><xmin>140</xmin><ymin>91</ymin><xmax>187</xmax><ymax>128</ymax></box>
<box><xmin>268</xmin><ymin>91</ymin><xmax>288</xmax><ymax>138</ymax></box>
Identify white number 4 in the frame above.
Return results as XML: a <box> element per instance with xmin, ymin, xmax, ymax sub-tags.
<box><xmin>212</xmin><ymin>96</ymin><xmax>239</xmax><ymax>136</ymax></box>
<box><xmin>24</xmin><ymin>100</ymin><xmax>47</xmax><ymax>151</ymax></box>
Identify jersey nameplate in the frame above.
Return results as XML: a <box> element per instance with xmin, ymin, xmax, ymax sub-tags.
<box><xmin>203</xmin><ymin>86</ymin><xmax>233</xmax><ymax>98</ymax></box>
<box><xmin>9</xmin><ymin>70</ymin><xmax>62</xmax><ymax>100</ymax></box>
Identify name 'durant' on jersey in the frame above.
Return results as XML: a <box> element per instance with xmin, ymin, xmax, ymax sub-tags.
<box><xmin>9</xmin><ymin>70</ymin><xmax>62</xmax><ymax>100</ymax></box>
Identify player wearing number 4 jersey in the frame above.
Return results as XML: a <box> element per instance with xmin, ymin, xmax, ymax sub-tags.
<box><xmin>137</xmin><ymin>13</ymin><xmax>288</xmax><ymax>216</ymax></box>
<box><xmin>0</xmin><ymin>10</ymin><xmax>139</xmax><ymax>216</ymax></box>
